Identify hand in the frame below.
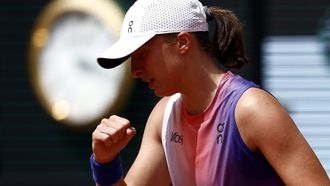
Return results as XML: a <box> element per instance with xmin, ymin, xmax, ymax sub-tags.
<box><xmin>92</xmin><ymin>115</ymin><xmax>136</xmax><ymax>163</ymax></box>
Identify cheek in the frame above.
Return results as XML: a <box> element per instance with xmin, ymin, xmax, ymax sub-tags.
<box><xmin>160</xmin><ymin>64</ymin><xmax>183</xmax><ymax>93</ymax></box>
<box><xmin>164</xmin><ymin>57</ymin><xmax>185</xmax><ymax>80</ymax></box>
<box><xmin>153</xmin><ymin>44</ymin><xmax>184</xmax><ymax>85</ymax></box>
<box><xmin>162</xmin><ymin>50</ymin><xmax>183</xmax><ymax>72</ymax></box>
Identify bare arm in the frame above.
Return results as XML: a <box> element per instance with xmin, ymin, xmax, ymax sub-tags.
<box><xmin>92</xmin><ymin>97</ymin><xmax>171</xmax><ymax>186</ymax></box>
<box><xmin>124</xmin><ymin>97</ymin><xmax>171</xmax><ymax>186</ymax></box>
<box><xmin>236</xmin><ymin>88</ymin><xmax>330</xmax><ymax>186</ymax></box>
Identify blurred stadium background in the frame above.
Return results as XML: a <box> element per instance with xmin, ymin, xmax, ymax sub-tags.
<box><xmin>0</xmin><ymin>0</ymin><xmax>329</xmax><ymax>185</ymax></box>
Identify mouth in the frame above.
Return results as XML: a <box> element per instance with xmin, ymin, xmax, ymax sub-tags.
<box><xmin>143</xmin><ymin>78</ymin><xmax>155</xmax><ymax>89</ymax></box>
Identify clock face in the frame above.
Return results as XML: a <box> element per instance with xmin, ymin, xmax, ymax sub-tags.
<box><xmin>29</xmin><ymin>0</ymin><xmax>133</xmax><ymax>129</ymax></box>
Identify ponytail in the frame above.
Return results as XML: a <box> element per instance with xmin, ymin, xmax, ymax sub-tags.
<box><xmin>206</xmin><ymin>7</ymin><xmax>248</xmax><ymax>69</ymax></box>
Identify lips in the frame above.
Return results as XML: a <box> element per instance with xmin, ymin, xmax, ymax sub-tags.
<box><xmin>143</xmin><ymin>78</ymin><xmax>151</xmax><ymax>83</ymax></box>
<box><xmin>143</xmin><ymin>78</ymin><xmax>155</xmax><ymax>89</ymax></box>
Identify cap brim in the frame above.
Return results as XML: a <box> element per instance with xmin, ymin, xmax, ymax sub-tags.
<box><xmin>97</xmin><ymin>34</ymin><xmax>156</xmax><ymax>69</ymax></box>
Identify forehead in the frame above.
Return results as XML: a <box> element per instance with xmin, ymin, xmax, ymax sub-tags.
<box><xmin>134</xmin><ymin>35</ymin><xmax>165</xmax><ymax>53</ymax></box>
<box><xmin>145</xmin><ymin>35</ymin><xmax>165</xmax><ymax>47</ymax></box>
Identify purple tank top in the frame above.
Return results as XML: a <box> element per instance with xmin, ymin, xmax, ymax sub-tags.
<box><xmin>162</xmin><ymin>71</ymin><xmax>284</xmax><ymax>186</ymax></box>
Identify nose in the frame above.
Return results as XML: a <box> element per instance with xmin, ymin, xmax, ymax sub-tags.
<box><xmin>130</xmin><ymin>60</ymin><xmax>143</xmax><ymax>78</ymax></box>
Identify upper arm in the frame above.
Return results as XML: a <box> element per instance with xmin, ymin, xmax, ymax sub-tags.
<box><xmin>236</xmin><ymin>88</ymin><xmax>329</xmax><ymax>186</ymax></box>
<box><xmin>124</xmin><ymin>97</ymin><xmax>171</xmax><ymax>186</ymax></box>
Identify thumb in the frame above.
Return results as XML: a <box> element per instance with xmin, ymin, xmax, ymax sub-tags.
<box><xmin>125</xmin><ymin>127</ymin><xmax>136</xmax><ymax>141</ymax></box>
<box><xmin>112</xmin><ymin>127</ymin><xmax>136</xmax><ymax>153</ymax></box>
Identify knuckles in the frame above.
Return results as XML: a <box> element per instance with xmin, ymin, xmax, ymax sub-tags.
<box><xmin>106</xmin><ymin>115</ymin><xmax>131</xmax><ymax>128</ymax></box>
<box><xmin>93</xmin><ymin>115</ymin><xmax>131</xmax><ymax>140</ymax></box>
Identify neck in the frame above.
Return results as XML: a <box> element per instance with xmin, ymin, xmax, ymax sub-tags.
<box><xmin>180</xmin><ymin>58</ymin><xmax>226</xmax><ymax>115</ymax></box>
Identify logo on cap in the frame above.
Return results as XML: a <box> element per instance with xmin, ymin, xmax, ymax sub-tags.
<box><xmin>128</xmin><ymin>21</ymin><xmax>134</xmax><ymax>33</ymax></box>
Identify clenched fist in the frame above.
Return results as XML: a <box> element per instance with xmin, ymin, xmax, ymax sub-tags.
<box><xmin>92</xmin><ymin>115</ymin><xmax>136</xmax><ymax>163</ymax></box>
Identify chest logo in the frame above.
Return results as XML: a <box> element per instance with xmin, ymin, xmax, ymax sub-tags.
<box><xmin>217</xmin><ymin>122</ymin><xmax>225</xmax><ymax>144</ymax></box>
<box><xmin>171</xmin><ymin>131</ymin><xmax>183</xmax><ymax>145</ymax></box>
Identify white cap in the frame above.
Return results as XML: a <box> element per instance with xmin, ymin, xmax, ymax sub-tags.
<box><xmin>97</xmin><ymin>0</ymin><xmax>208</xmax><ymax>69</ymax></box>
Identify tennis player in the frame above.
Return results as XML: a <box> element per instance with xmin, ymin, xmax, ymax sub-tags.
<box><xmin>90</xmin><ymin>0</ymin><xmax>330</xmax><ymax>185</ymax></box>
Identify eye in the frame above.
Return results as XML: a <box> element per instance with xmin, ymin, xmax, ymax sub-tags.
<box><xmin>139</xmin><ymin>52</ymin><xmax>145</xmax><ymax>59</ymax></box>
<box><xmin>132</xmin><ymin>48</ymin><xmax>144</xmax><ymax>58</ymax></box>
<box><xmin>131</xmin><ymin>51</ymin><xmax>145</xmax><ymax>64</ymax></box>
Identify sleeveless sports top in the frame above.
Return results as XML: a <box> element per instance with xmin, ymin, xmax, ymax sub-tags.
<box><xmin>161</xmin><ymin>71</ymin><xmax>284</xmax><ymax>186</ymax></box>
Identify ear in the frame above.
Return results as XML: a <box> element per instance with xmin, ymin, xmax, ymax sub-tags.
<box><xmin>176</xmin><ymin>32</ymin><xmax>191</xmax><ymax>55</ymax></box>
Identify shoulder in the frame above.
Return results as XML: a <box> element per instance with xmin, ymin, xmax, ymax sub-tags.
<box><xmin>235</xmin><ymin>87</ymin><xmax>294</xmax><ymax>151</ymax></box>
<box><xmin>236</xmin><ymin>87</ymin><xmax>283</xmax><ymax>117</ymax></box>
<box><xmin>147</xmin><ymin>94</ymin><xmax>180</xmax><ymax>126</ymax></box>
<box><xmin>234</xmin><ymin>88</ymin><xmax>330</xmax><ymax>185</ymax></box>
<box><xmin>149</xmin><ymin>96</ymin><xmax>172</xmax><ymax>121</ymax></box>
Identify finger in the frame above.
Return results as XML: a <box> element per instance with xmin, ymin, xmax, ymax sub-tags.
<box><xmin>107</xmin><ymin>125</ymin><xmax>122</xmax><ymax>144</ymax></box>
<box><xmin>108</xmin><ymin>116</ymin><xmax>131</xmax><ymax>140</ymax></box>
<box><xmin>126</xmin><ymin>127</ymin><xmax>136</xmax><ymax>139</ymax></box>
<box><xmin>98</xmin><ymin>116</ymin><xmax>133</xmax><ymax>146</ymax></box>
<box><xmin>92</xmin><ymin>126</ymin><xmax>114</xmax><ymax>145</ymax></box>
<box><xmin>119</xmin><ymin>127</ymin><xmax>136</xmax><ymax>146</ymax></box>
<box><xmin>99</xmin><ymin>118</ymin><xmax>123</xmax><ymax>142</ymax></box>
<box><xmin>107</xmin><ymin>123</ymin><xmax>126</xmax><ymax>140</ymax></box>
<box><xmin>109</xmin><ymin>115</ymin><xmax>131</xmax><ymax>129</ymax></box>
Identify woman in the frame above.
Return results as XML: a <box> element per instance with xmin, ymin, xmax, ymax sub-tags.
<box><xmin>90</xmin><ymin>0</ymin><xmax>330</xmax><ymax>185</ymax></box>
